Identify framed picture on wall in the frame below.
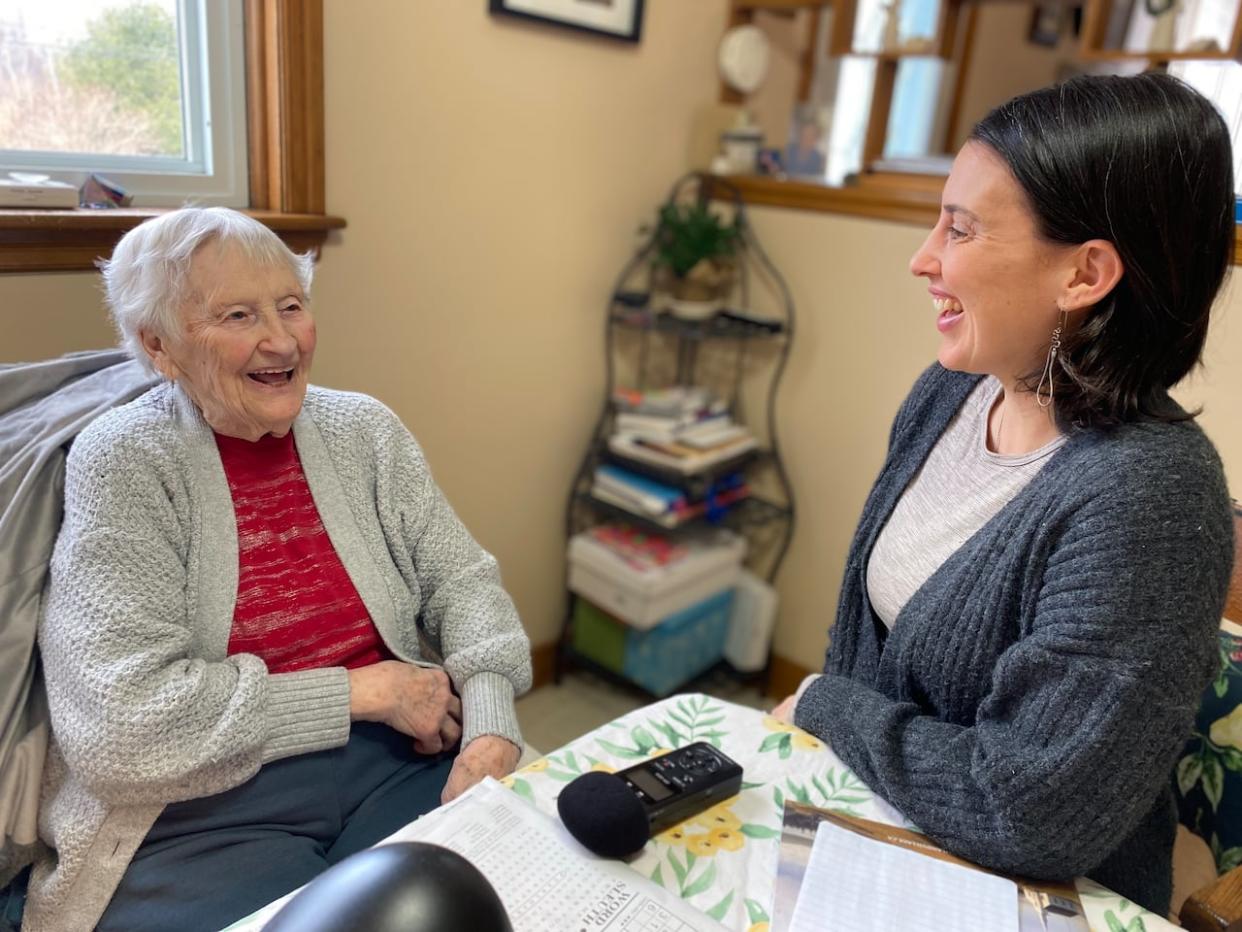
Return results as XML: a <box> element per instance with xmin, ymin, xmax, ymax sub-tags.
<box><xmin>489</xmin><ymin>0</ymin><xmax>645</xmax><ymax>43</ymax></box>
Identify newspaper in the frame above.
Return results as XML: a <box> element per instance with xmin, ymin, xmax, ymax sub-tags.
<box><xmin>227</xmin><ymin>778</ymin><xmax>723</xmax><ymax>931</ymax></box>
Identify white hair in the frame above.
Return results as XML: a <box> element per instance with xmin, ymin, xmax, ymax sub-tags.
<box><xmin>100</xmin><ymin>207</ymin><xmax>316</xmax><ymax>375</ymax></box>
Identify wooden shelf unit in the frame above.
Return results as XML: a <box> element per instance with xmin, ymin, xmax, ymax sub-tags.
<box><xmin>1078</xmin><ymin>0</ymin><xmax>1242</xmax><ymax>62</ymax></box>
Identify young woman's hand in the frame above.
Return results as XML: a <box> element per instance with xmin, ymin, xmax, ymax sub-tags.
<box><xmin>771</xmin><ymin>693</ymin><xmax>798</xmax><ymax>723</ymax></box>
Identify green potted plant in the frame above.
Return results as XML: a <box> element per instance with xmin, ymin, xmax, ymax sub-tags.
<box><xmin>653</xmin><ymin>202</ymin><xmax>741</xmax><ymax>320</ymax></box>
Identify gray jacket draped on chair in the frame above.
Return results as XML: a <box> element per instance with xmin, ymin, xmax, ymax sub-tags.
<box><xmin>0</xmin><ymin>351</ymin><xmax>155</xmax><ymax>884</ymax></box>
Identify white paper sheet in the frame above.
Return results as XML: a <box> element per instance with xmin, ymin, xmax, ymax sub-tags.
<box><xmin>225</xmin><ymin>778</ymin><xmax>723</xmax><ymax>932</ymax></box>
<box><xmin>787</xmin><ymin>820</ymin><xmax>1020</xmax><ymax>932</ymax></box>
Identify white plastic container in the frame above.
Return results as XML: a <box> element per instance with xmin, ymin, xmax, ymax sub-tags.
<box><xmin>724</xmin><ymin>569</ymin><xmax>778</xmax><ymax>672</ymax></box>
<box><xmin>568</xmin><ymin>530</ymin><xmax>747</xmax><ymax>630</ymax></box>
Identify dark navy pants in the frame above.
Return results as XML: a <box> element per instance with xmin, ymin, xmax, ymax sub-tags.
<box><xmin>97</xmin><ymin>722</ymin><xmax>454</xmax><ymax>932</ymax></box>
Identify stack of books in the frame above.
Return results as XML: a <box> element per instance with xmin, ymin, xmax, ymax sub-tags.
<box><xmin>609</xmin><ymin>386</ymin><xmax>758</xmax><ymax>475</ymax></box>
<box><xmin>590</xmin><ymin>463</ymin><xmax>750</xmax><ymax>529</ymax></box>
<box><xmin>586</xmin><ymin>524</ymin><xmax>688</xmax><ymax>571</ymax></box>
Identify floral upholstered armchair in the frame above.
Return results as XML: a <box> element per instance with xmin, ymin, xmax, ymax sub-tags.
<box><xmin>1174</xmin><ymin>501</ymin><xmax>1242</xmax><ymax>932</ymax></box>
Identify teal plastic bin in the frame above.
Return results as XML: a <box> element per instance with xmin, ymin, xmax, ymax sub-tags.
<box><xmin>573</xmin><ymin>589</ymin><xmax>734</xmax><ymax>696</ymax></box>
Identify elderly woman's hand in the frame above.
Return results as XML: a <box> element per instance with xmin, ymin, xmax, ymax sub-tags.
<box><xmin>440</xmin><ymin>735</ymin><xmax>522</xmax><ymax>804</ymax></box>
<box><xmin>348</xmin><ymin>661</ymin><xmax>462</xmax><ymax>755</ymax></box>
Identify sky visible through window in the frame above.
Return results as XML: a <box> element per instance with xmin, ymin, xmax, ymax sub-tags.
<box><xmin>0</xmin><ymin>0</ymin><xmax>184</xmax><ymax>160</ymax></box>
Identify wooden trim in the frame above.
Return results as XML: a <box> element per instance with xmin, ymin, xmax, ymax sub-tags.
<box><xmin>862</xmin><ymin>59</ymin><xmax>899</xmax><ymax>168</ymax></box>
<box><xmin>720</xmin><ymin>174</ymin><xmax>1242</xmax><ymax>267</ymax></box>
<box><xmin>245</xmin><ymin>0</ymin><xmax>325</xmax><ymax>213</ymax></box>
<box><xmin>734</xmin><ymin>0</ymin><xmax>826</xmax><ymax>9</ymax></box>
<box><xmin>245</xmin><ymin>0</ymin><xmax>275</xmax><ymax>211</ymax></box>
<box><xmin>530</xmin><ymin>641</ymin><xmax>558</xmax><ymax>691</ymax></box>
<box><xmin>0</xmin><ymin>209</ymin><xmax>345</xmax><ymax>273</ymax></box>
<box><xmin>1179</xmin><ymin>864</ymin><xmax>1242</xmax><ymax>932</ymax></box>
<box><xmin>766</xmin><ymin>653</ymin><xmax>815</xmax><ymax>699</ymax></box>
<box><xmin>1079</xmin><ymin>0</ymin><xmax>1112</xmax><ymax>55</ymax></box>
<box><xmin>827</xmin><ymin>0</ymin><xmax>857</xmax><ymax>56</ymax></box>
<box><xmin>1</xmin><ymin>0</ymin><xmax>338</xmax><ymax>275</ymax></box>
<box><xmin>725</xmin><ymin>173</ymin><xmax>941</xmax><ymax>225</ymax></box>
<box><xmin>1227</xmin><ymin>504</ymin><xmax>1242</xmax><ymax>622</ymax></box>
<box><xmin>934</xmin><ymin>0</ymin><xmax>960</xmax><ymax>59</ymax></box>
<box><xmin>943</xmin><ymin>2</ymin><xmax>979</xmax><ymax>151</ymax></box>
<box><xmin>1079</xmin><ymin>0</ymin><xmax>1242</xmax><ymax>61</ymax></box>
<box><xmin>797</xmin><ymin>8</ymin><xmax>822</xmax><ymax>103</ymax></box>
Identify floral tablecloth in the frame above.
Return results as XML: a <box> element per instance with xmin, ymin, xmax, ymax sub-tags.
<box><xmin>505</xmin><ymin>694</ymin><xmax>1174</xmax><ymax>932</ymax></box>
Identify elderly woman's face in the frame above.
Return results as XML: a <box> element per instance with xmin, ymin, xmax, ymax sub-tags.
<box><xmin>909</xmin><ymin>142</ymin><xmax>1076</xmax><ymax>384</ymax></box>
<box><xmin>143</xmin><ymin>240</ymin><xmax>315</xmax><ymax>441</ymax></box>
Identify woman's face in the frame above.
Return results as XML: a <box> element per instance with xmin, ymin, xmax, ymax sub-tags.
<box><xmin>909</xmin><ymin>142</ymin><xmax>1074</xmax><ymax>384</ymax></box>
<box><xmin>144</xmin><ymin>240</ymin><xmax>315</xmax><ymax>441</ymax></box>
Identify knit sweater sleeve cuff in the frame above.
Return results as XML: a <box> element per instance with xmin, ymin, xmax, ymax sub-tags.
<box><xmin>262</xmin><ymin>667</ymin><xmax>352</xmax><ymax>763</ymax></box>
<box><xmin>460</xmin><ymin>672</ymin><xmax>523</xmax><ymax>751</ymax></box>
<box><xmin>794</xmin><ymin>673</ymin><xmax>822</xmax><ymax>703</ymax></box>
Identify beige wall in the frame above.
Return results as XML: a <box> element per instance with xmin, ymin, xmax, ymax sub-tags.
<box><xmin>951</xmin><ymin>3</ymin><xmax>1080</xmax><ymax>151</ymax></box>
<box><xmin>0</xmin><ymin>273</ymin><xmax>115</xmax><ymax>359</ymax></box>
<box><xmin>746</xmin><ymin>207</ymin><xmax>1242</xmax><ymax>666</ymax></box>
<box><xmin>2</xmin><ymin>4</ymin><xmax>1240</xmax><ymax>678</ymax></box>
<box><xmin>306</xmin><ymin>2</ymin><xmax>730</xmax><ymax>650</ymax></box>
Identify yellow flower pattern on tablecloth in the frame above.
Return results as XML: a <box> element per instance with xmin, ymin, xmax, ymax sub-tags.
<box><xmin>656</xmin><ymin>824</ymin><xmax>689</xmax><ymax>845</ymax></box>
<box><xmin>517</xmin><ymin>757</ymin><xmax>549</xmax><ymax>774</ymax></box>
<box><xmin>495</xmin><ymin>694</ymin><xmax>1157</xmax><ymax>932</ymax></box>
<box><xmin>760</xmin><ymin>715</ymin><xmax>824</xmax><ymax>754</ymax></box>
<box><xmin>690</xmin><ymin>800</ymin><xmax>743</xmax><ymax>832</ymax></box>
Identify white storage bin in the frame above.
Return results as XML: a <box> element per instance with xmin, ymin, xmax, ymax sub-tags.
<box><xmin>724</xmin><ymin>569</ymin><xmax>778</xmax><ymax>672</ymax></box>
<box><xmin>567</xmin><ymin>529</ymin><xmax>747</xmax><ymax>630</ymax></box>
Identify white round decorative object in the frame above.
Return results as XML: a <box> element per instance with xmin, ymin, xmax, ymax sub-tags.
<box><xmin>718</xmin><ymin>25</ymin><xmax>770</xmax><ymax>94</ymax></box>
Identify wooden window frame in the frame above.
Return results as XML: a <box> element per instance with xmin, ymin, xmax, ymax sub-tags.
<box><xmin>0</xmin><ymin>0</ymin><xmax>344</xmax><ymax>274</ymax></box>
<box><xmin>722</xmin><ymin>0</ymin><xmax>1242</xmax><ymax>263</ymax></box>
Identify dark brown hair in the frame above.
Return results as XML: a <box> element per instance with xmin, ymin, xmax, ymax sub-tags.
<box><xmin>971</xmin><ymin>72</ymin><xmax>1234</xmax><ymax>430</ymax></box>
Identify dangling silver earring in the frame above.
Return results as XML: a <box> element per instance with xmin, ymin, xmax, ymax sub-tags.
<box><xmin>1036</xmin><ymin>307</ymin><xmax>1068</xmax><ymax>409</ymax></box>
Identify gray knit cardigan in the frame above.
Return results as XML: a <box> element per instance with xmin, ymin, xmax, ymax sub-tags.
<box><xmin>795</xmin><ymin>364</ymin><xmax>1233</xmax><ymax>917</ymax></box>
<box><xmin>25</xmin><ymin>382</ymin><xmax>532</xmax><ymax>931</ymax></box>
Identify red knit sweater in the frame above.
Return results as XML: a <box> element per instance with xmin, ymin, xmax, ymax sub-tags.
<box><xmin>215</xmin><ymin>430</ymin><xmax>391</xmax><ymax>674</ymax></box>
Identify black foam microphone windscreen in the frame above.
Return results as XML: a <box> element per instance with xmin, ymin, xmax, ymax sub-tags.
<box><xmin>557</xmin><ymin>770</ymin><xmax>650</xmax><ymax>858</ymax></box>
<box><xmin>265</xmin><ymin>841</ymin><xmax>513</xmax><ymax>932</ymax></box>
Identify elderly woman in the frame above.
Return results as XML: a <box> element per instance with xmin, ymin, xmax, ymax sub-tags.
<box><xmin>774</xmin><ymin>73</ymin><xmax>1235</xmax><ymax>916</ymax></box>
<box><xmin>24</xmin><ymin>208</ymin><xmax>531</xmax><ymax>932</ymax></box>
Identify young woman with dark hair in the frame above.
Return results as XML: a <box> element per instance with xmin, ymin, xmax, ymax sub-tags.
<box><xmin>772</xmin><ymin>72</ymin><xmax>1236</xmax><ymax>916</ymax></box>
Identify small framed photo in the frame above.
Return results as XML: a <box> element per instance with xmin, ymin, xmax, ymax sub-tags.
<box><xmin>489</xmin><ymin>0</ymin><xmax>645</xmax><ymax>43</ymax></box>
<box><xmin>1028</xmin><ymin>2</ymin><xmax>1064</xmax><ymax>47</ymax></box>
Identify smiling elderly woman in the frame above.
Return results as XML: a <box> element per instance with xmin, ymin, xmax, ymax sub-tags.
<box><xmin>24</xmin><ymin>208</ymin><xmax>531</xmax><ymax>932</ymax></box>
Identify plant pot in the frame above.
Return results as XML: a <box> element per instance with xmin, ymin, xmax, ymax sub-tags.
<box><xmin>667</xmin><ymin>297</ymin><xmax>722</xmax><ymax>321</ymax></box>
<box><xmin>659</xmin><ymin>257</ymin><xmax>735</xmax><ymax>320</ymax></box>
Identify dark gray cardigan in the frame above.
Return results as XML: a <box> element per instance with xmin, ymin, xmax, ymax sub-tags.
<box><xmin>794</xmin><ymin>364</ymin><xmax>1234</xmax><ymax>916</ymax></box>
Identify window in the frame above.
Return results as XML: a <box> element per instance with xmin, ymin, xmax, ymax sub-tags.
<box><xmin>0</xmin><ymin>0</ymin><xmax>343</xmax><ymax>275</ymax></box>
<box><xmin>0</xmin><ymin>0</ymin><xmax>248</xmax><ymax>206</ymax></box>
<box><xmin>1170</xmin><ymin>60</ymin><xmax>1242</xmax><ymax>196</ymax></box>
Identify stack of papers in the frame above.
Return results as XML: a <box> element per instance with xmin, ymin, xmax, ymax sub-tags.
<box><xmin>788</xmin><ymin>820</ymin><xmax>1019</xmax><ymax>932</ymax></box>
